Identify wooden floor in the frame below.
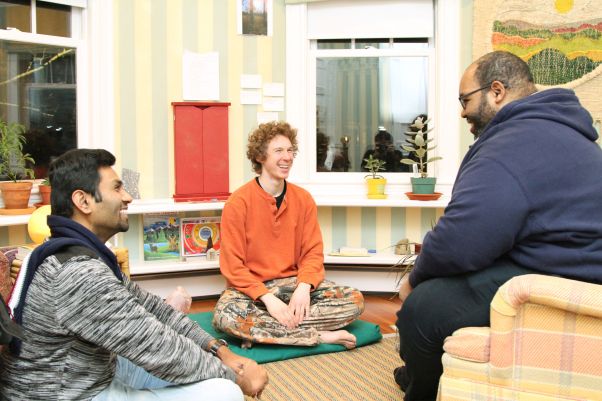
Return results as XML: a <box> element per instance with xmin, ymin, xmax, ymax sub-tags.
<box><xmin>191</xmin><ymin>293</ymin><xmax>401</xmax><ymax>334</ymax></box>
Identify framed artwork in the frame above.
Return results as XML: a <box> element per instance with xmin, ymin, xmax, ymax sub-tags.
<box><xmin>237</xmin><ymin>0</ymin><xmax>273</xmax><ymax>36</ymax></box>
<box><xmin>473</xmin><ymin>0</ymin><xmax>602</xmax><ymax>123</ymax></box>
<box><xmin>180</xmin><ymin>216</ymin><xmax>221</xmax><ymax>257</ymax></box>
<box><xmin>143</xmin><ymin>214</ymin><xmax>180</xmax><ymax>262</ymax></box>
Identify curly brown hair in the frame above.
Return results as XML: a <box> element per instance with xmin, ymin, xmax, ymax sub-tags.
<box><xmin>247</xmin><ymin>121</ymin><xmax>299</xmax><ymax>174</ymax></box>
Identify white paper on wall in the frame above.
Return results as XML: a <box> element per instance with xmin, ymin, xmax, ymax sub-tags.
<box><xmin>263</xmin><ymin>82</ymin><xmax>284</xmax><ymax>97</ymax></box>
<box><xmin>263</xmin><ymin>97</ymin><xmax>284</xmax><ymax>112</ymax></box>
<box><xmin>241</xmin><ymin>89</ymin><xmax>262</xmax><ymax>105</ymax></box>
<box><xmin>241</xmin><ymin>74</ymin><xmax>262</xmax><ymax>89</ymax></box>
<box><xmin>182</xmin><ymin>50</ymin><xmax>219</xmax><ymax>101</ymax></box>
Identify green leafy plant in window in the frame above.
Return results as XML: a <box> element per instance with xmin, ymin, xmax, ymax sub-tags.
<box><xmin>400</xmin><ymin>116</ymin><xmax>441</xmax><ymax>178</ymax></box>
<box><xmin>363</xmin><ymin>154</ymin><xmax>386</xmax><ymax>179</ymax></box>
<box><xmin>363</xmin><ymin>154</ymin><xmax>387</xmax><ymax>199</ymax></box>
<box><xmin>0</xmin><ymin>118</ymin><xmax>36</xmax><ymax>210</ymax></box>
<box><xmin>400</xmin><ymin>116</ymin><xmax>442</xmax><ymax>195</ymax></box>
<box><xmin>0</xmin><ymin>119</ymin><xmax>35</xmax><ymax>182</ymax></box>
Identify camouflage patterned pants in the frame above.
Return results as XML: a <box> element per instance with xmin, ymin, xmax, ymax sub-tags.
<box><xmin>212</xmin><ymin>277</ymin><xmax>365</xmax><ymax>346</ymax></box>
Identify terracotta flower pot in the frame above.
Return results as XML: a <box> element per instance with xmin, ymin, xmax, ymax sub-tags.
<box><xmin>39</xmin><ymin>184</ymin><xmax>51</xmax><ymax>205</ymax></box>
<box><xmin>0</xmin><ymin>181</ymin><xmax>33</xmax><ymax>209</ymax></box>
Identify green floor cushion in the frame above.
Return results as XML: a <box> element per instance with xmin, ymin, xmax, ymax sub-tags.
<box><xmin>188</xmin><ymin>312</ymin><xmax>383</xmax><ymax>364</ymax></box>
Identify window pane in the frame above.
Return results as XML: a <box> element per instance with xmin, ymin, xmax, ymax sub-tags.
<box><xmin>355</xmin><ymin>38</ymin><xmax>389</xmax><ymax>49</ymax></box>
<box><xmin>392</xmin><ymin>38</ymin><xmax>429</xmax><ymax>50</ymax></box>
<box><xmin>0</xmin><ymin>40</ymin><xmax>77</xmax><ymax>179</ymax></box>
<box><xmin>317</xmin><ymin>39</ymin><xmax>351</xmax><ymax>50</ymax></box>
<box><xmin>0</xmin><ymin>0</ymin><xmax>31</xmax><ymax>32</ymax></box>
<box><xmin>316</xmin><ymin>56</ymin><xmax>428</xmax><ymax>173</ymax></box>
<box><xmin>36</xmin><ymin>1</ymin><xmax>71</xmax><ymax>37</ymax></box>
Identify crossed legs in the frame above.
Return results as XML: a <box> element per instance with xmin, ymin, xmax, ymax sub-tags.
<box><xmin>213</xmin><ymin>277</ymin><xmax>364</xmax><ymax>348</ymax></box>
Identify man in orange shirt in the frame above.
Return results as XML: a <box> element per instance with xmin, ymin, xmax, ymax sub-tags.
<box><xmin>213</xmin><ymin>122</ymin><xmax>364</xmax><ymax>348</ymax></box>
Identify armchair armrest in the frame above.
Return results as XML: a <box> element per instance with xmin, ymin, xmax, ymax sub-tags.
<box><xmin>443</xmin><ymin>326</ymin><xmax>490</xmax><ymax>363</ymax></box>
<box><xmin>489</xmin><ymin>274</ymin><xmax>602</xmax><ymax>387</ymax></box>
<box><xmin>493</xmin><ymin>274</ymin><xmax>602</xmax><ymax>320</ymax></box>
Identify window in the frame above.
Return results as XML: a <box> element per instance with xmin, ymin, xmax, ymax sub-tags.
<box><xmin>0</xmin><ymin>0</ymin><xmax>83</xmax><ymax>180</ymax></box>
<box><xmin>0</xmin><ymin>0</ymin><xmax>74</xmax><ymax>36</ymax></box>
<box><xmin>315</xmin><ymin>39</ymin><xmax>430</xmax><ymax>174</ymax></box>
<box><xmin>1</xmin><ymin>40</ymin><xmax>76</xmax><ymax>178</ymax></box>
<box><xmin>286</xmin><ymin>1</ymin><xmax>462</xmax><ymax>198</ymax></box>
<box><xmin>0</xmin><ymin>0</ymin><xmax>32</xmax><ymax>32</ymax></box>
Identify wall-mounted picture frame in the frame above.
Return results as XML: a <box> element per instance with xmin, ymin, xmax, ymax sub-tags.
<box><xmin>238</xmin><ymin>0</ymin><xmax>273</xmax><ymax>36</ymax></box>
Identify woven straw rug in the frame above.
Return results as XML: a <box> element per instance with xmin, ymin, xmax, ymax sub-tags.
<box><xmin>246</xmin><ymin>336</ymin><xmax>404</xmax><ymax>401</ymax></box>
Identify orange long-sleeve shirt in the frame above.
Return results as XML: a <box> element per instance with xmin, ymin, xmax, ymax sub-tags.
<box><xmin>219</xmin><ymin>180</ymin><xmax>325</xmax><ymax>300</ymax></box>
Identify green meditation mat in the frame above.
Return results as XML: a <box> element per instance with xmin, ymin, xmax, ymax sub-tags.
<box><xmin>188</xmin><ymin>312</ymin><xmax>383</xmax><ymax>364</ymax></box>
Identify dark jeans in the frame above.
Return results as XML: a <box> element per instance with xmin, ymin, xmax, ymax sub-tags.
<box><xmin>395</xmin><ymin>262</ymin><xmax>536</xmax><ymax>401</ymax></box>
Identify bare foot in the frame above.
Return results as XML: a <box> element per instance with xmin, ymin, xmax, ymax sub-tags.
<box><xmin>318</xmin><ymin>330</ymin><xmax>357</xmax><ymax>349</ymax></box>
<box><xmin>165</xmin><ymin>286</ymin><xmax>192</xmax><ymax>313</ymax></box>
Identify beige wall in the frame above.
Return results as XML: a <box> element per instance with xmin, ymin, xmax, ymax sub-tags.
<box><xmin>1</xmin><ymin>0</ymin><xmax>476</xmax><ymax>253</ymax></box>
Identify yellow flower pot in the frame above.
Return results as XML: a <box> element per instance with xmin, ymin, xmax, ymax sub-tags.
<box><xmin>366</xmin><ymin>177</ymin><xmax>387</xmax><ymax>199</ymax></box>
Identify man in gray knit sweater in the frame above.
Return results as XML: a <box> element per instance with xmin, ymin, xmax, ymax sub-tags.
<box><xmin>0</xmin><ymin>149</ymin><xmax>267</xmax><ymax>401</ymax></box>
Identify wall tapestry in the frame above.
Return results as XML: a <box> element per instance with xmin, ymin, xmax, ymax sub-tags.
<box><xmin>473</xmin><ymin>0</ymin><xmax>602</xmax><ymax>126</ymax></box>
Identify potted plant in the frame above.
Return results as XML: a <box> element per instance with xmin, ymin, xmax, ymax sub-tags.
<box><xmin>363</xmin><ymin>154</ymin><xmax>387</xmax><ymax>199</ymax></box>
<box><xmin>38</xmin><ymin>179</ymin><xmax>51</xmax><ymax>206</ymax></box>
<box><xmin>401</xmin><ymin>116</ymin><xmax>442</xmax><ymax>195</ymax></box>
<box><xmin>0</xmin><ymin>119</ymin><xmax>35</xmax><ymax>210</ymax></box>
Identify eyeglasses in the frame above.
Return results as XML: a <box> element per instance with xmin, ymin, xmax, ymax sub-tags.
<box><xmin>458</xmin><ymin>82</ymin><xmax>493</xmax><ymax>109</ymax></box>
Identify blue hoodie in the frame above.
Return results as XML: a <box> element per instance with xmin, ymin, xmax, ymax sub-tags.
<box><xmin>410</xmin><ymin>88</ymin><xmax>602</xmax><ymax>287</ymax></box>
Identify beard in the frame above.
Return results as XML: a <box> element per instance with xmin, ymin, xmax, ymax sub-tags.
<box><xmin>466</xmin><ymin>96</ymin><xmax>497</xmax><ymax>138</ymax></box>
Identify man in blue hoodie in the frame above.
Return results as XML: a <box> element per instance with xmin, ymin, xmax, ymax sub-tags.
<box><xmin>394</xmin><ymin>51</ymin><xmax>602</xmax><ymax>401</ymax></box>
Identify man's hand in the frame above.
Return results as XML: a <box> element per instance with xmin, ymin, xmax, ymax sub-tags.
<box><xmin>260</xmin><ymin>293</ymin><xmax>296</xmax><ymax>329</ymax></box>
<box><xmin>236</xmin><ymin>358</ymin><xmax>268</xmax><ymax>397</ymax></box>
<box><xmin>398</xmin><ymin>275</ymin><xmax>413</xmax><ymax>310</ymax></box>
<box><xmin>288</xmin><ymin>282</ymin><xmax>311</xmax><ymax>326</ymax></box>
<box><xmin>164</xmin><ymin>286</ymin><xmax>192</xmax><ymax>313</ymax></box>
<box><xmin>219</xmin><ymin>350</ymin><xmax>268</xmax><ymax>397</ymax></box>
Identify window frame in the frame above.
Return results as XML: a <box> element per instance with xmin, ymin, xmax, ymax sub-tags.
<box><xmin>286</xmin><ymin>1</ymin><xmax>463</xmax><ymax>200</ymax></box>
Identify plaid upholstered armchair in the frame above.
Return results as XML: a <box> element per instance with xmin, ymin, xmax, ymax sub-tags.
<box><xmin>437</xmin><ymin>274</ymin><xmax>602</xmax><ymax>401</ymax></box>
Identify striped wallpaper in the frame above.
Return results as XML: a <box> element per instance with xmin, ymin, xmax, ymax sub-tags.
<box><xmin>1</xmin><ymin>0</ymin><xmax>469</xmax><ymax>255</ymax></box>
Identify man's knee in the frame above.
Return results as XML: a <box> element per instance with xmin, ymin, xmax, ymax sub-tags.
<box><xmin>396</xmin><ymin>281</ymin><xmax>437</xmax><ymax>330</ymax></box>
<box><xmin>195</xmin><ymin>378</ymin><xmax>244</xmax><ymax>401</ymax></box>
<box><xmin>396</xmin><ymin>278</ymin><xmax>461</xmax><ymax>350</ymax></box>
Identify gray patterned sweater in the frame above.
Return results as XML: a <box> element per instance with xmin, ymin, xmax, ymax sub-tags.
<box><xmin>0</xmin><ymin>246</ymin><xmax>235</xmax><ymax>400</ymax></box>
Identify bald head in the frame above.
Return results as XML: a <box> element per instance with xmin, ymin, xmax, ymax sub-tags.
<box><xmin>459</xmin><ymin>51</ymin><xmax>538</xmax><ymax>137</ymax></box>
<box><xmin>472</xmin><ymin>51</ymin><xmax>537</xmax><ymax>100</ymax></box>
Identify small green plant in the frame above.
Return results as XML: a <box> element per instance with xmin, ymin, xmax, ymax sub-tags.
<box><xmin>0</xmin><ymin>119</ymin><xmax>35</xmax><ymax>182</ymax></box>
<box><xmin>400</xmin><ymin>116</ymin><xmax>442</xmax><ymax>178</ymax></box>
<box><xmin>363</xmin><ymin>154</ymin><xmax>386</xmax><ymax>179</ymax></box>
<box><xmin>40</xmin><ymin>178</ymin><xmax>50</xmax><ymax>186</ymax></box>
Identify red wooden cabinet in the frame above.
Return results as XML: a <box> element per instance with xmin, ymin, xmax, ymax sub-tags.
<box><xmin>172</xmin><ymin>102</ymin><xmax>230</xmax><ymax>202</ymax></box>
